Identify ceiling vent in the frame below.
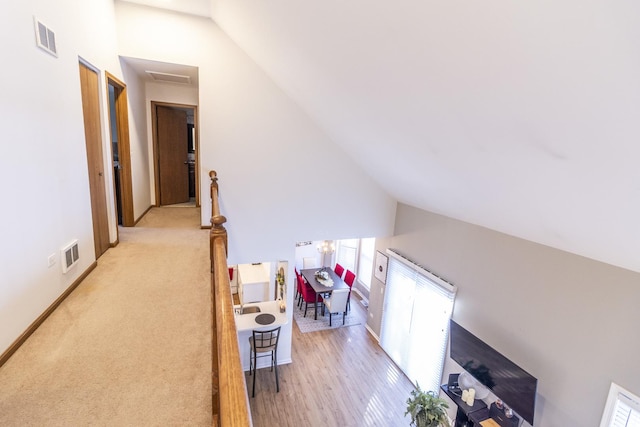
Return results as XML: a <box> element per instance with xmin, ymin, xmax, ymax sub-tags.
<box><xmin>145</xmin><ymin>70</ymin><xmax>191</xmax><ymax>85</ymax></box>
<box><xmin>34</xmin><ymin>17</ymin><xmax>57</xmax><ymax>57</ymax></box>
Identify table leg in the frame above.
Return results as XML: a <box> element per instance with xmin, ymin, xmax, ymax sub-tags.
<box><xmin>314</xmin><ymin>291</ymin><xmax>319</xmax><ymax>320</ymax></box>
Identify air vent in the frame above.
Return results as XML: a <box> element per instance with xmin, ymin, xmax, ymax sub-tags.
<box><xmin>34</xmin><ymin>17</ymin><xmax>57</xmax><ymax>57</ymax></box>
<box><xmin>145</xmin><ymin>70</ymin><xmax>191</xmax><ymax>85</ymax></box>
<box><xmin>61</xmin><ymin>240</ymin><xmax>79</xmax><ymax>273</ymax></box>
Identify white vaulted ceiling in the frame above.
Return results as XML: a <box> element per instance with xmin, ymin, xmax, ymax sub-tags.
<box><xmin>121</xmin><ymin>0</ymin><xmax>640</xmax><ymax>273</ymax></box>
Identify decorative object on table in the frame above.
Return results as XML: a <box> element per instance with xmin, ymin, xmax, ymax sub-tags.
<box><xmin>314</xmin><ymin>268</ymin><xmax>334</xmax><ymax>287</ymax></box>
<box><xmin>464</xmin><ymin>388</ymin><xmax>475</xmax><ymax>406</ymax></box>
<box><xmin>405</xmin><ymin>383</ymin><xmax>451</xmax><ymax>427</ymax></box>
<box><xmin>375</xmin><ymin>250</ymin><xmax>389</xmax><ymax>283</ymax></box>
<box><xmin>458</xmin><ymin>371</ymin><xmax>489</xmax><ymax>399</ymax></box>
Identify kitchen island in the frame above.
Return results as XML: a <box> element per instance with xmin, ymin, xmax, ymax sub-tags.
<box><xmin>233</xmin><ymin>300</ymin><xmax>288</xmax><ymax>371</ymax></box>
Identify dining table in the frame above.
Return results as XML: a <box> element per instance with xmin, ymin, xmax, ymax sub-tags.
<box><xmin>300</xmin><ymin>267</ymin><xmax>350</xmax><ymax>320</ymax></box>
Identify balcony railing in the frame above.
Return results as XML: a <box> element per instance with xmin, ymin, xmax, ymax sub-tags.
<box><xmin>209</xmin><ymin>170</ymin><xmax>252</xmax><ymax>426</ymax></box>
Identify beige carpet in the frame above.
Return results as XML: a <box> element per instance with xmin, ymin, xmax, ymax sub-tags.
<box><xmin>0</xmin><ymin>207</ymin><xmax>212</xmax><ymax>426</ymax></box>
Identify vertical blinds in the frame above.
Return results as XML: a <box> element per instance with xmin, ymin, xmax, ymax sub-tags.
<box><xmin>611</xmin><ymin>390</ymin><xmax>640</xmax><ymax>427</ymax></box>
<box><xmin>379</xmin><ymin>249</ymin><xmax>456</xmax><ymax>393</ymax></box>
<box><xmin>601</xmin><ymin>383</ymin><xmax>640</xmax><ymax>427</ymax></box>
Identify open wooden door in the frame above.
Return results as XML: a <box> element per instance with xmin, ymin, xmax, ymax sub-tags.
<box><xmin>79</xmin><ymin>62</ymin><xmax>110</xmax><ymax>258</ymax></box>
<box><xmin>156</xmin><ymin>105</ymin><xmax>189</xmax><ymax>205</ymax></box>
<box><xmin>106</xmin><ymin>72</ymin><xmax>134</xmax><ymax>227</ymax></box>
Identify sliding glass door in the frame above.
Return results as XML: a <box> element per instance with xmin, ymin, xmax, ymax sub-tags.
<box><xmin>380</xmin><ymin>251</ymin><xmax>456</xmax><ymax>393</ymax></box>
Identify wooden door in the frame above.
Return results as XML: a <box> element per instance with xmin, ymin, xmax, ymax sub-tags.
<box><xmin>106</xmin><ymin>72</ymin><xmax>134</xmax><ymax>227</ymax></box>
<box><xmin>156</xmin><ymin>106</ymin><xmax>189</xmax><ymax>205</ymax></box>
<box><xmin>79</xmin><ymin>62</ymin><xmax>110</xmax><ymax>258</ymax></box>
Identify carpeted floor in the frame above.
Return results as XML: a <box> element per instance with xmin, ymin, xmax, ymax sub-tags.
<box><xmin>0</xmin><ymin>207</ymin><xmax>212</xmax><ymax>426</ymax></box>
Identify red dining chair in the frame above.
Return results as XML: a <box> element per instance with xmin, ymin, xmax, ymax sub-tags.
<box><xmin>344</xmin><ymin>269</ymin><xmax>356</xmax><ymax>311</ymax></box>
<box><xmin>334</xmin><ymin>263</ymin><xmax>345</xmax><ymax>279</ymax></box>
<box><xmin>295</xmin><ymin>271</ymin><xmax>304</xmax><ymax>308</ymax></box>
<box><xmin>294</xmin><ymin>268</ymin><xmax>301</xmax><ymax>302</ymax></box>
<box><xmin>299</xmin><ymin>276</ymin><xmax>323</xmax><ymax>317</ymax></box>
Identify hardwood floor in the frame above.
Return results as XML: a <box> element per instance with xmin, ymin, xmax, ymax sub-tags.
<box><xmin>246</xmin><ymin>294</ymin><xmax>415</xmax><ymax>426</ymax></box>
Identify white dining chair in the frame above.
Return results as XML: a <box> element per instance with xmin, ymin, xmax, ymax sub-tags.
<box><xmin>322</xmin><ymin>288</ymin><xmax>350</xmax><ymax>326</ymax></box>
<box><xmin>302</xmin><ymin>257</ymin><xmax>317</xmax><ymax>269</ymax></box>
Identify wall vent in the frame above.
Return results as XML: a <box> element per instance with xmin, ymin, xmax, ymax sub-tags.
<box><xmin>61</xmin><ymin>240</ymin><xmax>79</xmax><ymax>273</ymax></box>
<box><xmin>34</xmin><ymin>17</ymin><xmax>57</xmax><ymax>57</ymax></box>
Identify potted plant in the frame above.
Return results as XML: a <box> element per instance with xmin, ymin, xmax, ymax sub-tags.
<box><xmin>405</xmin><ymin>383</ymin><xmax>451</xmax><ymax>427</ymax></box>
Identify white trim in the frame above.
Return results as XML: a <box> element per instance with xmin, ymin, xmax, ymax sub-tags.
<box><xmin>386</xmin><ymin>248</ymin><xmax>456</xmax><ymax>294</ymax></box>
<box><xmin>600</xmin><ymin>382</ymin><xmax>640</xmax><ymax>427</ymax></box>
<box><xmin>365</xmin><ymin>324</ymin><xmax>380</xmax><ymax>342</ymax></box>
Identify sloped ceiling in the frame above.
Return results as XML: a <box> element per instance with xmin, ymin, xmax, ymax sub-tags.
<box><xmin>121</xmin><ymin>0</ymin><xmax>640</xmax><ymax>273</ymax></box>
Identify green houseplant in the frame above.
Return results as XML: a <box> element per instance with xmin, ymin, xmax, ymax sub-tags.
<box><xmin>405</xmin><ymin>383</ymin><xmax>451</xmax><ymax>427</ymax></box>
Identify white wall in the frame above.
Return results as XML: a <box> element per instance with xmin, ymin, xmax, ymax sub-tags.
<box><xmin>369</xmin><ymin>203</ymin><xmax>640</xmax><ymax>427</ymax></box>
<box><xmin>114</xmin><ymin>1</ymin><xmax>396</xmax><ymax>368</ymax></box>
<box><xmin>113</xmin><ymin>2</ymin><xmax>396</xmax><ymax>255</ymax></box>
<box><xmin>0</xmin><ymin>0</ymin><xmax>123</xmax><ymax>352</ymax></box>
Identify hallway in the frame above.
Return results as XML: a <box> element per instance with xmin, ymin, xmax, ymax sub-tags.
<box><xmin>0</xmin><ymin>207</ymin><xmax>211</xmax><ymax>426</ymax></box>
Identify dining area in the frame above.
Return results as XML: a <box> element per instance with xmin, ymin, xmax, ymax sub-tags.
<box><xmin>295</xmin><ymin>262</ymin><xmax>357</xmax><ymax>326</ymax></box>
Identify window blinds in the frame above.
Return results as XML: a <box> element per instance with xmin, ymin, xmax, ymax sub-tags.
<box><xmin>601</xmin><ymin>383</ymin><xmax>640</xmax><ymax>427</ymax></box>
<box><xmin>336</xmin><ymin>239</ymin><xmax>358</xmax><ymax>273</ymax></box>
<box><xmin>379</xmin><ymin>249</ymin><xmax>456</xmax><ymax>393</ymax></box>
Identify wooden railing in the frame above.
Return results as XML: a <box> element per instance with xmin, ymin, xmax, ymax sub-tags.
<box><xmin>209</xmin><ymin>170</ymin><xmax>252</xmax><ymax>427</ymax></box>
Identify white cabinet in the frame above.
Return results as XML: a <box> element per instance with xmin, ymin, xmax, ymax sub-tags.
<box><xmin>238</xmin><ymin>263</ymin><xmax>270</xmax><ymax>304</ymax></box>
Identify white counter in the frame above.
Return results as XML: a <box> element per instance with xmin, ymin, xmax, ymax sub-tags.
<box><xmin>233</xmin><ymin>300</ymin><xmax>288</xmax><ymax>331</ymax></box>
<box><xmin>234</xmin><ymin>300</ymin><xmax>289</xmax><ymax>371</ymax></box>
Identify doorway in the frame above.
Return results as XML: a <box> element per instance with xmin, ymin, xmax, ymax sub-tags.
<box><xmin>79</xmin><ymin>61</ymin><xmax>110</xmax><ymax>258</ymax></box>
<box><xmin>151</xmin><ymin>102</ymin><xmax>198</xmax><ymax>206</ymax></box>
<box><xmin>106</xmin><ymin>72</ymin><xmax>134</xmax><ymax>227</ymax></box>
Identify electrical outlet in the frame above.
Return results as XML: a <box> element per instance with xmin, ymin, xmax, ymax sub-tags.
<box><xmin>48</xmin><ymin>253</ymin><xmax>56</xmax><ymax>267</ymax></box>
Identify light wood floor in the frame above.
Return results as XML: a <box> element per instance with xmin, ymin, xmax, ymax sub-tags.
<box><xmin>246</xmin><ymin>294</ymin><xmax>415</xmax><ymax>426</ymax></box>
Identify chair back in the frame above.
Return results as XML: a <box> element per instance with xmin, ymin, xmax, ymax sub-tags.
<box><xmin>296</xmin><ymin>274</ymin><xmax>305</xmax><ymax>298</ymax></box>
<box><xmin>300</xmin><ymin>278</ymin><xmax>316</xmax><ymax>302</ymax></box>
<box><xmin>328</xmin><ymin>288</ymin><xmax>350</xmax><ymax>312</ymax></box>
<box><xmin>303</xmin><ymin>257</ymin><xmax>317</xmax><ymax>269</ymax></box>
<box><xmin>334</xmin><ymin>263</ymin><xmax>345</xmax><ymax>278</ymax></box>
<box><xmin>251</xmin><ymin>327</ymin><xmax>281</xmax><ymax>353</ymax></box>
<box><xmin>344</xmin><ymin>270</ymin><xmax>356</xmax><ymax>287</ymax></box>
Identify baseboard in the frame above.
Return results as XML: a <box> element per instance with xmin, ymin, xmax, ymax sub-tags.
<box><xmin>354</xmin><ymin>288</ymin><xmax>369</xmax><ymax>306</ymax></box>
<box><xmin>0</xmin><ymin>261</ymin><xmax>98</xmax><ymax>368</ymax></box>
<box><xmin>365</xmin><ymin>324</ymin><xmax>380</xmax><ymax>342</ymax></box>
<box><xmin>133</xmin><ymin>205</ymin><xmax>154</xmax><ymax>226</ymax></box>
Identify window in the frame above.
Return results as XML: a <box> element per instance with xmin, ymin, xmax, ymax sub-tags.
<box><xmin>601</xmin><ymin>382</ymin><xmax>640</xmax><ymax>427</ymax></box>
<box><xmin>335</xmin><ymin>238</ymin><xmax>376</xmax><ymax>290</ymax></box>
<box><xmin>335</xmin><ymin>239</ymin><xmax>358</xmax><ymax>273</ymax></box>
<box><xmin>379</xmin><ymin>250</ymin><xmax>456</xmax><ymax>393</ymax></box>
<box><xmin>357</xmin><ymin>238</ymin><xmax>375</xmax><ymax>290</ymax></box>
